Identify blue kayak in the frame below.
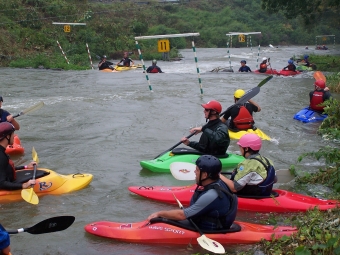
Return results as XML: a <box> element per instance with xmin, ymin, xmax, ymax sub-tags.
<box><xmin>293</xmin><ymin>107</ymin><xmax>327</xmax><ymax>123</ymax></box>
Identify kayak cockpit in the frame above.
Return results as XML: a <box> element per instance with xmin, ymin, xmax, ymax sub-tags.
<box><xmin>171</xmin><ymin>148</ymin><xmax>230</xmax><ymax>158</ymax></box>
<box><xmin>13</xmin><ymin>169</ymin><xmax>50</xmax><ymax>184</ymax></box>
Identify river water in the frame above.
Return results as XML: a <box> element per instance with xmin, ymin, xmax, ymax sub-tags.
<box><xmin>0</xmin><ymin>46</ymin><xmax>339</xmax><ymax>255</ymax></box>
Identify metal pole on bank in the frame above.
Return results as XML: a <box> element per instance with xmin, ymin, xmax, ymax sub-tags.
<box><xmin>135</xmin><ymin>33</ymin><xmax>201</xmax><ymax>93</ymax></box>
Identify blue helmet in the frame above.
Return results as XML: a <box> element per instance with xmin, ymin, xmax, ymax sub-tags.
<box><xmin>288</xmin><ymin>59</ymin><xmax>294</xmax><ymax>64</ymax></box>
<box><xmin>304</xmin><ymin>55</ymin><xmax>309</xmax><ymax>59</ymax></box>
<box><xmin>240</xmin><ymin>60</ymin><xmax>246</xmax><ymax>64</ymax></box>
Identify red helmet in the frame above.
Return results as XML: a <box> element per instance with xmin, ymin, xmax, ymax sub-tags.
<box><xmin>0</xmin><ymin>122</ymin><xmax>15</xmax><ymax>141</ymax></box>
<box><xmin>201</xmin><ymin>100</ymin><xmax>222</xmax><ymax>114</ymax></box>
<box><xmin>314</xmin><ymin>80</ymin><xmax>325</xmax><ymax>89</ymax></box>
<box><xmin>237</xmin><ymin>133</ymin><xmax>262</xmax><ymax>151</ymax></box>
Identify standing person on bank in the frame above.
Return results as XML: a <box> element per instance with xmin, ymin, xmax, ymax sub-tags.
<box><xmin>181</xmin><ymin>100</ymin><xmax>230</xmax><ymax>156</ymax></box>
<box><xmin>0</xmin><ymin>96</ymin><xmax>20</xmax><ymax>130</ymax></box>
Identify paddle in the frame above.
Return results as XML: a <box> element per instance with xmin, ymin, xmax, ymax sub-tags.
<box><xmin>170</xmin><ymin>162</ymin><xmax>295</xmax><ymax>183</ymax></box>
<box><xmin>21</xmin><ymin>147</ymin><xmax>39</xmax><ymax>205</ymax></box>
<box><xmin>154</xmin><ymin>76</ymin><xmax>273</xmax><ymax>159</ymax></box>
<box><xmin>313</xmin><ymin>71</ymin><xmax>326</xmax><ymax>82</ymax></box>
<box><xmin>172</xmin><ymin>193</ymin><xmax>225</xmax><ymax>254</ymax></box>
<box><xmin>13</xmin><ymin>101</ymin><xmax>44</xmax><ymax>118</ymax></box>
<box><xmin>6</xmin><ymin>216</ymin><xmax>75</xmax><ymax>235</ymax></box>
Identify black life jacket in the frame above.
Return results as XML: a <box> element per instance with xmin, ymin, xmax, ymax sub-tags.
<box><xmin>233</xmin><ymin>105</ymin><xmax>254</xmax><ymax>130</ymax></box>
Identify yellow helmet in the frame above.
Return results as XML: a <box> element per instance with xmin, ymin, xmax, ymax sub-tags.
<box><xmin>234</xmin><ymin>89</ymin><xmax>245</xmax><ymax>99</ymax></box>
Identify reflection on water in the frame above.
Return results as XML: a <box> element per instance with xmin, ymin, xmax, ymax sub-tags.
<box><xmin>0</xmin><ymin>46</ymin><xmax>338</xmax><ymax>254</ymax></box>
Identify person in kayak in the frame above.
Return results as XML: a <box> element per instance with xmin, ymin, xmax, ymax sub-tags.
<box><xmin>0</xmin><ymin>122</ymin><xmax>37</xmax><ymax>190</ymax></box>
<box><xmin>148</xmin><ymin>155</ymin><xmax>237</xmax><ymax>230</ymax></box>
<box><xmin>180</xmin><ymin>100</ymin><xmax>230</xmax><ymax>156</ymax></box>
<box><xmin>146</xmin><ymin>59</ymin><xmax>163</xmax><ymax>73</ymax></box>
<box><xmin>238</xmin><ymin>60</ymin><xmax>251</xmax><ymax>72</ymax></box>
<box><xmin>282</xmin><ymin>59</ymin><xmax>297</xmax><ymax>72</ymax></box>
<box><xmin>221</xmin><ymin>89</ymin><xmax>261</xmax><ymax>132</ymax></box>
<box><xmin>0</xmin><ymin>96</ymin><xmax>20</xmax><ymax>130</ymax></box>
<box><xmin>309</xmin><ymin>80</ymin><xmax>332</xmax><ymax>113</ymax></box>
<box><xmin>117</xmin><ymin>52</ymin><xmax>134</xmax><ymax>67</ymax></box>
<box><xmin>258</xmin><ymin>57</ymin><xmax>269</xmax><ymax>73</ymax></box>
<box><xmin>0</xmin><ymin>224</ymin><xmax>10</xmax><ymax>255</ymax></box>
<box><xmin>221</xmin><ymin>133</ymin><xmax>277</xmax><ymax>197</ymax></box>
<box><xmin>98</xmin><ymin>55</ymin><xmax>114</xmax><ymax>70</ymax></box>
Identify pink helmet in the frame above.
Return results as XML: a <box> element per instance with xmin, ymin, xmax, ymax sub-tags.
<box><xmin>237</xmin><ymin>133</ymin><xmax>262</xmax><ymax>151</ymax></box>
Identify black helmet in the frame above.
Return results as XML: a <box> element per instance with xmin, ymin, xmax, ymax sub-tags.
<box><xmin>103</xmin><ymin>55</ymin><xmax>107</xmax><ymax>59</ymax></box>
<box><xmin>196</xmin><ymin>155</ymin><xmax>222</xmax><ymax>180</ymax></box>
<box><xmin>0</xmin><ymin>122</ymin><xmax>15</xmax><ymax>141</ymax></box>
<box><xmin>0</xmin><ymin>96</ymin><xmax>3</xmax><ymax>102</ymax></box>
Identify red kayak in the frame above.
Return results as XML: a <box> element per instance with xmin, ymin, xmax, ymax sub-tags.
<box><xmin>277</xmin><ymin>70</ymin><xmax>301</xmax><ymax>76</ymax></box>
<box><xmin>6</xmin><ymin>134</ymin><xmax>24</xmax><ymax>155</ymax></box>
<box><xmin>128</xmin><ymin>184</ymin><xmax>339</xmax><ymax>213</ymax></box>
<box><xmin>254</xmin><ymin>69</ymin><xmax>279</xmax><ymax>75</ymax></box>
<box><xmin>85</xmin><ymin>218</ymin><xmax>297</xmax><ymax>245</ymax></box>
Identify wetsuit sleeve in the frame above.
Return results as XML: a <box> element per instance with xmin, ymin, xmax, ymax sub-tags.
<box><xmin>202</xmin><ymin>123</ymin><xmax>229</xmax><ymax>147</ymax></box>
<box><xmin>247</xmin><ymin>66</ymin><xmax>251</xmax><ymax>72</ymax></box>
<box><xmin>0</xmin><ymin>154</ymin><xmax>22</xmax><ymax>190</ymax></box>
<box><xmin>146</xmin><ymin>66</ymin><xmax>151</xmax><ymax>73</ymax></box>
<box><xmin>324</xmin><ymin>91</ymin><xmax>332</xmax><ymax>101</ymax></box>
<box><xmin>183</xmin><ymin>189</ymin><xmax>218</xmax><ymax>218</ymax></box>
<box><xmin>157</xmin><ymin>67</ymin><xmax>163</xmax><ymax>73</ymax></box>
<box><xmin>222</xmin><ymin>108</ymin><xmax>232</xmax><ymax>121</ymax></box>
<box><xmin>108</xmin><ymin>61</ymin><xmax>113</xmax><ymax>65</ymax></box>
<box><xmin>309</xmin><ymin>91</ymin><xmax>314</xmax><ymax>102</ymax></box>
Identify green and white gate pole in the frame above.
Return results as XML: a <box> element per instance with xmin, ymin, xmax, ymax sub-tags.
<box><xmin>191</xmin><ymin>41</ymin><xmax>203</xmax><ymax>96</ymax></box>
<box><xmin>256</xmin><ymin>45</ymin><xmax>260</xmax><ymax>69</ymax></box>
<box><xmin>135</xmin><ymin>41</ymin><xmax>153</xmax><ymax>92</ymax></box>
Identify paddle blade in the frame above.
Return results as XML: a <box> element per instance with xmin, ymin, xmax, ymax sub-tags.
<box><xmin>32</xmin><ymin>147</ymin><xmax>39</xmax><ymax>164</ymax></box>
<box><xmin>25</xmin><ymin>216</ymin><xmax>75</xmax><ymax>234</ymax></box>
<box><xmin>313</xmin><ymin>71</ymin><xmax>326</xmax><ymax>82</ymax></box>
<box><xmin>13</xmin><ymin>102</ymin><xmax>44</xmax><ymax>118</ymax></box>
<box><xmin>197</xmin><ymin>234</ymin><xmax>225</xmax><ymax>254</ymax></box>
<box><xmin>21</xmin><ymin>188</ymin><xmax>39</xmax><ymax>205</ymax></box>
<box><xmin>170</xmin><ymin>162</ymin><xmax>196</xmax><ymax>180</ymax></box>
<box><xmin>257</xmin><ymin>75</ymin><xmax>273</xmax><ymax>87</ymax></box>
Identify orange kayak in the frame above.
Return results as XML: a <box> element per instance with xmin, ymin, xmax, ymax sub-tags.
<box><xmin>6</xmin><ymin>134</ymin><xmax>24</xmax><ymax>155</ymax></box>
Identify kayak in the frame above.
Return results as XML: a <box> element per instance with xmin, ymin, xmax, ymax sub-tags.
<box><xmin>140</xmin><ymin>148</ymin><xmax>244</xmax><ymax>173</ymax></box>
<box><xmin>6</xmin><ymin>134</ymin><xmax>24</xmax><ymax>155</ymax></box>
<box><xmin>84</xmin><ymin>218</ymin><xmax>297</xmax><ymax>245</ymax></box>
<box><xmin>293</xmin><ymin>107</ymin><xmax>327</xmax><ymax>123</ymax></box>
<box><xmin>254</xmin><ymin>69</ymin><xmax>279</xmax><ymax>75</ymax></box>
<box><xmin>0</xmin><ymin>168</ymin><xmax>93</xmax><ymax>203</ymax></box>
<box><xmin>228</xmin><ymin>128</ymin><xmax>271</xmax><ymax>140</ymax></box>
<box><xmin>296</xmin><ymin>65</ymin><xmax>313</xmax><ymax>71</ymax></box>
<box><xmin>128</xmin><ymin>184</ymin><xmax>339</xmax><ymax>212</ymax></box>
<box><xmin>100</xmin><ymin>68</ymin><xmax>120</xmax><ymax>72</ymax></box>
<box><xmin>277</xmin><ymin>70</ymin><xmax>301</xmax><ymax>76</ymax></box>
<box><xmin>114</xmin><ymin>64</ymin><xmax>142</xmax><ymax>71</ymax></box>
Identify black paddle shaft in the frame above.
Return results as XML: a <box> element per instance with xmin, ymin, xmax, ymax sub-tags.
<box><xmin>154</xmin><ymin>76</ymin><xmax>273</xmax><ymax>159</ymax></box>
<box><xmin>7</xmin><ymin>216</ymin><xmax>75</xmax><ymax>234</ymax></box>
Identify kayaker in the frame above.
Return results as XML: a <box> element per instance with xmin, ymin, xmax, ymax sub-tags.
<box><xmin>0</xmin><ymin>122</ymin><xmax>37</xmax><ymax>190</ymax></box>
<box><xmin>0</xmin><ymin>96</ymin><xmax>20</xmax><ymax>130</ymax></box>
<box><xmin>0</xmin><ymin>224</ymin><xmax>10</xmax><ymax>255</ymax></box>
<box><xmin>258</xmin><ymin>57</ymin><xmax>269</xmax><ymax>73</ymax></box>
<box><xmin>117</xmin><ymin>52</ymin><xmax>134</xmax><ymax>67</ymax></box>
<box><xmin>180</xmin><ymin>100</ymin><xmax>230</xmax><ymax>156</ymax></box>
<box><xmin>221</xmin><ymin>89</ymin><xmax>261</xmax><ymax>132</ymax></box>
<box><xmin>98</xmin><ymin>55</ymin><xmax>114</xmax><ymax>70</ymax></box>
<box><xmin>309</xmin><ymin>80</ymin><xmax>332</xmax><ymax>113</ymax></box>
<box><xmin>146</xmin><ymin>59</ymin><xmax>163</xmax><ymax>73</ymax></box>
<box><xmin>238</xmin><ymin>60</ymin><xmax>251</xmax><ymax>72</ymax></box>
<box><xmin>282</xmin><ymin>59</ymin><xmax>297</xmax><ymax>72</ymax></box>
<box><xmin>221</xmin><ymin>133</ymin><xmax>277</xmax><ymax>196</ymax></box>
<box><xmin>147</xmin><ymin>155</ymin><xmax>237</xmax><ymax>230</ymax></box>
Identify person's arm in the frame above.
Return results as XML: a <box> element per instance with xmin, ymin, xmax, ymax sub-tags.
<box><xmin>248</xmin><ymin>99</ymin><xmax>261</xmax><ymax>112</ymax></box>
<box><xmin>147</xmin><ymin>209</ymin><xmax>185</xmax><ymax>221</ymax></box>
<box><xmin>220</xmin><ymin>174</ymin><xmax>237</xmax><ymax>192</ymax></box>
<box><xmin>6</xmin><ymin>115</ymin><xmax>20</xmax><ymax>130</ymax></box>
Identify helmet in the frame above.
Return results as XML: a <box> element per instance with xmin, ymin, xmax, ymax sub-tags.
<box><xmin>102</xmin><ymin>55</ymin><xmax>107</xmax><ymax>59</ymax></box>
<box><xmin>314</xmin><ymin>80</ymin><xmax>325</xmax><ymax>89</ymax></box>
<box><xmin>0</xmin><ymin>96</ymin><xmax>3</xmax><ymax>102</ymax></box>
<box><xmin>237</xmin><ymin>133</ymin><xmax>262</xmax><ymax>151</ymax></box>
<box><xmin>0</xmin><ymin>224</ymin><xmax>10</xmax><ymax>250</ymax></box>
<box><xmin>262</xmin><ymin>57</ymin><xmax>267</xmax><ymax>61</ymax></box>
<box><xmin>0</xmin><ymin>122</ymin><xmax>15</xmax><ymax>141</ymax></box>
<box><xmin>234</xmin><ymin>89</ymin><xmax>245</xmax><ymax>99</ymax></box>
<box><xmin>288</xmin><ymin>59</ymin><xmax>294</xmax><ymax>64</ymax></box>
<box><xmin>196</xmin><ymin>155</ymin><xmax>222</xmax><ymax>179</ymax></box>
<box><xmin>201</xmin><ymin>100</ymin><xmax>222</xmax><ymax>114</ymax></box>
<box><xmin>240</xmin><ymin>60</ymin><xmax>246</xmax><ymax>64</ymax></box>
<box><xmin>304</xmin><ymin>55</ymin><xmax>309</xmax><ymax>59</ymax></box>
<box><xmin>152</xmin><ymin>59</ymin><xmax>157</xmax><ymax>64</ymax></box>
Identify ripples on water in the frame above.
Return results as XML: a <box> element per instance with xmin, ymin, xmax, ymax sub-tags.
<box><xmin>0</xmin><ymin>46</ymin><xmax>339</xmax><ymax>254</ymax></box>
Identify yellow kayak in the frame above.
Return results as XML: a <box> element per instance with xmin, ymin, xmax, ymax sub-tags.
<box><xmin>114</xmin><ymin>64</ymin><xmax>142</xmax><ymax>71</ymax></box>
<box><xmin>228</xmin><ymin>128</ymin><xmax>271</xmax><ymax>140</ymax></box>
<box><xmin>100</xmin><ymin>68</ymin><xmax>120</xmax><ymax>73</ymax></box>
<box><xmin>0</xmin><ymin>168</ymin><xmax>93</xmax><ymax>203</ymax></box>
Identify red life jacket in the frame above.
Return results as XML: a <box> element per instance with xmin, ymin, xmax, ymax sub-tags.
<box><xmin>150</xmin><ymin>68</ymin><xmax>159</xmax><ymax>73</ymax></box>
<box><xmin>233</xmin><ymin>106</ymin><xmax>254</xmax><ymax>130</ymax></box>
<box><xmin>310</xmin><ymin>90</ymin><xmax>325</xmax><ymax>111</ymax></box>
<box><xmin>260</xmin><ymin>63</ymin><xmax>267</xmax><ymax>69</ymax></box>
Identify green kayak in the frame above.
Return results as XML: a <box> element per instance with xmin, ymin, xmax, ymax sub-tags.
<box><xmin>140</xmin><ymin>148</ymin><xmax>244</xmax><ymax>173</ymax></box>
<box><xmin>296</xmin><ymin>65</ymin><xmax>313</xmax><ymax>71</ymax></box>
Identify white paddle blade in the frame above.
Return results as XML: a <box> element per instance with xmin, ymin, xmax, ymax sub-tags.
<box><xmin>197</xmin><ymin>234</ymin><xmax>225</xmax><ymax>254</ymax></box>
<box><xmin>276</xmin><ymin>169</ymin><xmax>294</xmax><ymax>183</ymax></box>
<box><xmin>269</xmin><ymin>44</ymin><xmax>274</xmax><ymax>48</ymax></box>
<box><xmin>170</xmin><ymin>162</ymin><xmax>196</xmax><ymax>181</ymax></box>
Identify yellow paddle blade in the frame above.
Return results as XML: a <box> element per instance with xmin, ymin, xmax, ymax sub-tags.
<box><xmin>32</xmin><ymin>147</ymin><xmax>39</xmax><ymax>164</ymax></box>
<box><xmin>21</xmin><ymin>188</ymin><xmax>39</xmax><ymax>205</ymax></box>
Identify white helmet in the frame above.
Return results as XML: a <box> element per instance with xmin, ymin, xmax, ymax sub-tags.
<box><xmin>262</xmin><ymin>57</ymin><xmax>267</xmax><ymax>61</ymax></box>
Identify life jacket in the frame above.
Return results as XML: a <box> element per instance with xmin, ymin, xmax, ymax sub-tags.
<box><xmin>233</xmin><ymin>105</ymin><xmax>254</xmax><ymax>130</ymax></box>
<box><xmin>310</xmin><ymin>90</ymin><xmax>325</xmax><ymax>111</ymax></box>
<box><xmin>287</xmin><ymin>64</ymin><xmax>295</xmax><ymax>71</ymax></box>
<box><xmin>192</xmin><ymin>182</ymin><xmax>237</xmax><ymax>229</ymax></box>
<box><xmin>8</xmin><ymin>158</ymin><xmax>16</xmax><ymax>180</ymax></box>
<box><xmin>150</xmin><ymin>68</ymin><xmax>159</xmax><ymax>73</ymax></box>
